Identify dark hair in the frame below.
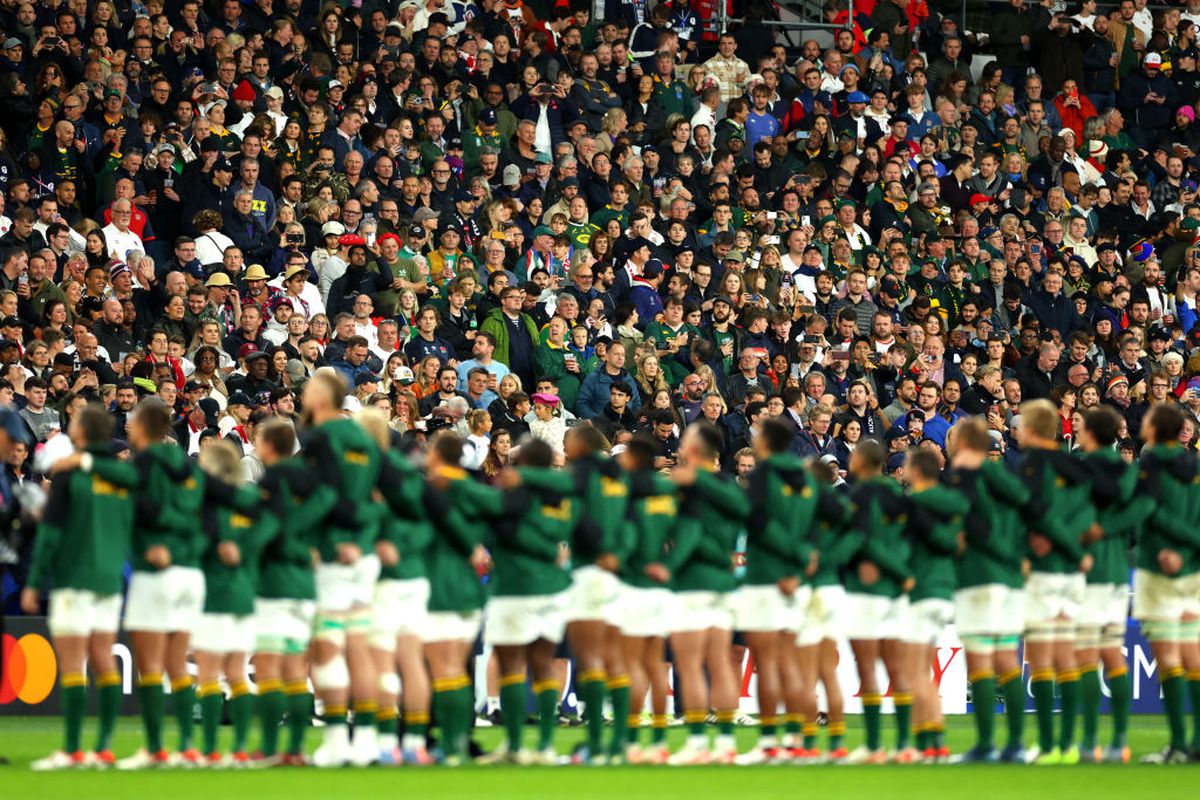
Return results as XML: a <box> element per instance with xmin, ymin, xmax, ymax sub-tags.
<box><xmin>759</xmin><ymin>417</ymin><xmax>793</xmax><ymax>455</ymax></box>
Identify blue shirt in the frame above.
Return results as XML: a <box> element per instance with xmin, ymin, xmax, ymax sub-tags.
<box><xmin>746</xmin><ymin>110</ymin><xmax>780</xmax><ymax>148</ymax></box>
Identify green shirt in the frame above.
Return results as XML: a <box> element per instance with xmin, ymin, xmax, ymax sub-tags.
<box><xmin>906</xmin><ymin>484</ymin><xmax>969</xmax><ymax>602</ymax></box>
<box><xmin>425</xmin><ymin>466</ymin><xmax>496</xmax><ymax>613</ymax></box>
<box><xmin>304</xmin><ymin>417</ymin><xmax>383</xmax><ymax>559</ymax></box>
<box><xmin>744</xmin><ymin>454</ymin><xmax>836</xmax><ymax>586</ymax></box>
<box><xmin>1135</xmin><ymin>444</ymin><xmax>1200</xmax><ymax>576</ymax></box>
<box><xmin>843</xmin><ymin>475</ymin><xmax>912</xmax><ymax>598</ymax></box>
<box><xmin>27</xmin><ymin>446</ymin><xmax>136</xmax><ymax>594</ymax></box>
<box><xmin>946</xmin><ymin>460</ymin><xmax>1031</xmax><ymax>590</ymax></box>
<box><xmin>1081</xmin><ymin>449</ymin><xmax>1151</xmax><ymax>585</ymax></box>
<box><xmin>202</xmin><ymin>483</ymin><xmax>276</xmax><ymax>615</ymax></box>
<box><xmin>1020</xmin><ymin>448</ymin><xmax>1095</xmax><ymax>574</ymax></box>
<box><xmin>671</xmin><ymin>469</ymin><xmax>748</xmax><ymax>593</ymax></box>
<box><xmin>255</xmin><ymin>458</ymin><xmax>337</xmax><ymax>600</ymax></box>
<box><xmin>486</xmin><ymin>468</ymin><xmax>575</xmax><ymax>597</ymax></box>
<box><xmin>130</xmin><ymin>443</ymin><xmax>207</xmax><ymax>571</ymax></box>
<box><xmin>619</xmin><ymin>470</ymin><xmax>678</xmax><ymax>589</ymax></box>
<box><xmin>376</xmin><ymin>449</ymin><xmax>434</xmax><ymax>582</ymax></box>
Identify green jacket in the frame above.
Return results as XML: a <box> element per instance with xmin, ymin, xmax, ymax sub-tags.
<box><xmin>1081</xmin><ymin>449</ymin><xmax>1152</xmax><ymax>585</ymax></box>
<box><xmin>906</xmin><ymin>484</ymin><xmax>969</xmax><ymax>602</ymax></box>
<box><xmin>376</xmin><ymin>449</ymin><xmax>434</xmax><ymax>582</ymax></box>
<box><xmin>201</xmin><ymin>483</ymin><xmax>275</xmax><ymax>616</ymax></box>
<box><xmin>479</xmin><ymin>307</ymin><xmax>540</xmax><ymax>370</ymax></box>
<box><xmin>672</xmin><ymin>469</ymin><xmax>748</xmax><ymax>593</ymax></box>
<box><xmin>642</xmin><ymin>321</ymin><xmax>700</xmax><ymax>385</ymax></box>
<box><xmin>27</xmin><ymin>445</ymin><xmax>136</xmax><ymax>594</ymax></box>
<box><xmin>843</xmin><ymin>475</ymin><xmax>912</xmax><ymax>598</ymax></box>
<box><xmin>130</xmin><ymin>443</ymin><xmax>207</xmax><ymax>571</ymax></box>
<box><xmin>486</xmin><ymin>469</ymin><xmax>575</xmax><ymax>597</ymax></box>
<box><xmin>651</xmin><ymin>76</ymin><xmax>697</xmax><ymax>119</ymax></box>
<box><xmin>255</xmin><ymin>458</ymin><xmax>337</xmax><ymax>600</ymax></box>
<box><xmin>304</xmin><ymin>417</ymin><xmax>384</xmax><ymax>558</ymax></box>
<box><xmin>946</xmin><ymin>460</ymin><xmax>1031</xmax><ymax>589</ymax></box>
<box><xmin>462</xmin><ymin>125</ymin><xmax>506</xmax><ymax>173</ymax></box>
<box><xmin>1020</xmin><ymin>448</ymin><xmax>1096</xmax><ymax>574</ymax></box>
<box><xmin>1135</xmin><ymin>444</ymin><xmax>1200</xmax><ymax>576</ymax></box>
<box><xmin>534</xmin><ymin>341</ymin><xmax>582</xmax><ymax>411</ymax></box>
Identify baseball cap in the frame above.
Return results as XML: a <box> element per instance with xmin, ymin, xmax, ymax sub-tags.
<box><xmin>414</xmin><ymin>207</ymin><xmax>440</xmax><ymax>222</ymax></box>
<box><xmin>502</xmin><ymin>164</ymin><xmax>521</xmax><ymax>186</ymax></box>
<box><xmin>1145</xmin><ymin>52</ymin><xmax>1163</xmax><ymax>68</ymax></box>
<box><xmin>393</xmin><ymin>366</ymin><xmax>415</xmax><ymax>385</ymax></box>
<box><xmin>0</xmin><ymin>407</ymin><xmax>29</xmax><ymax>444</ymax></box>
<box><xmin>846</xmin><ymin>91</ymin><xmax>869</xmax><ymax>104</ymax></box>
<box><xmin>642</xmin><ymin>259</ymin><xmax>665</xmax><ymax>279</ymax></box>
<box><xmin>228</xmin><ymin>391</ymin><xmax>253</xmax><ymax>407</ymax></box>
<box><xmin>264</xmin><ymin>86</ymin><xmax>284</xmax><ymax>100</ymax></box>
<box><xmin>480</xmin><ymin>107</ymin><xmax>498</xmax><ymax>125</ymax></box>
<box><xmin>237</xmin><ymin>344</ymin><xmax>259</xmax><ymax>360</ymax></box>
<box><xmin>455</xmin><ymin>189</ymin><xmax>476</xmax><ymax>203</ymax></box>
<box><xmin>408</xmin><ymin>223</ymin><xmax>427</xmax><ymax>239</ymax></box>
<box><xmin>0</xmin><ymin>315</ymin><xmax>21</xmax><ymax>328</ymax></box>
<box><xmin>355</xmin><ymin>372</ymin><xmax>379</xmax><ymax>387</ymax></box>
<box><xmin>337</xmin><ymin>233</ymin><xmax>366</xmax><ymax>247</ymax></box>
<box><xmin>534</xmin><ymin>151</ymin><xmax>552</xmax><ymax>164</ymax></box>
<box><xmin>322</xmin><ymin>221</ymin><xmax>346</xmax><ymax>237</ymax></box>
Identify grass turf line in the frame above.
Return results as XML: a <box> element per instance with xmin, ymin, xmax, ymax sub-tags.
<box><xmin>1</xmin><ymin>715</ymin><xmax>1193</xmax><ymax>800</ymax></box>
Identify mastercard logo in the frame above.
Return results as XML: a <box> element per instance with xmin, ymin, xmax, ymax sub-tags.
<box><xmin>0</xmin><ymin>633</ymin><xmax>58</xmax><ymax>705</ymax></box>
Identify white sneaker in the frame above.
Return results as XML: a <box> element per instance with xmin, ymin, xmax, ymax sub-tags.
<box><xmin>476</xmin><ymin>744</ymin><xmax>514</xmax><ymax>766</ymax></box>
<box><xmin>116</xmin><ymin>749</ymin><xmax>169</xmax><ymax>770</ymax></box>
<box><xmin>734</xmin><ymin>747</ymin><xmax>769</xmax><ymax>766</ymax></box>
<box><xmin>734</xmin><ymin>712</ymin><xmax>758</xmax><ymax>726</ymax></box>
<box><xmin>312</xmin><ymin>725</ymin><xmax>352</xmax><ymax>768</ymax></box>
<box><xmin>667</xmin><ymin>745</ymin><xmax>712</xmax><ymax>766</ymax></box>
<box><xmin>711</xmin><ymin>746</ymin><xmax>738</xmax><ymax>765</ymax></box>
<box><xmin>842</xmin><ymin>746</ymin><xmax>887</xmax><ymax>765</ymax></box>
<box><xmin>31</xmin><ymin>751</ymin><xmax>83</xmax><ymax>771</ymax></box>
<box><xmin>348</xmin><ymin>725</ymin><xmax>380</xmax><ymax>767</ymax></box>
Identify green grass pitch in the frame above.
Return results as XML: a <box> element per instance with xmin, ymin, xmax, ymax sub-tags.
<box><xmin>1</xmin><ymin>715</ymin><xmax>1195</xmax><ymax>799</ymax></box>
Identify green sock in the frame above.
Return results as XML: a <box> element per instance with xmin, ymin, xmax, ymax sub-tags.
<box><xmin>284</xmin><ymin>686</ymin><xmax>311</xmax><ymax>755</ymax></box>
<box><xmin>1187</xmin><ymin>673</ymin><xmax>1200</xmax><ymax>750</ymax></box>
<box><xmin>405</xmin><ymin>710</ymin><xmax>429</xmax><ymax>741</ymax></box>
<box><xmin>579</xmin><ymin>671</ymin><xmax>607</xmax><ymax>753</ymax></box>
<box><xmin>432</xmin><ymin>688</ymin><xmax>456</xmax><ymax>756</ymax></box>
<box><xmin>229</xmin><ymin>684</ymin><xmax>253</xmax><ymax>753</ymax></box>
<box><xmin>970</xmin><ymin>674</ymin><xmax>997</xmax><ymax>750</ymax></box>
<box><xmin>536</xmin><ymin>685</ymin><xmax>559</xmax><ymax>751</ymax></box>
<box><xmin>353</xmin><ymin>701</ymin><xmax>377</xmax><ymax>734</ymax></box>
<box><xmin>138</xmin><ymin>674</ymin><xmax>165</xmax><ymax>753</ymax></box>
<box><xmin>258</xmin><ymin>683</ymin><xmax>284</xmax><ymax>757</ymax></box>
<box><xmin>199</xmin><ymin>686</ymin><xmax>223</xmax><ymax>755</ymax></box>
<box><xmin>172</xmin><ymin>676</ymin><xmax>197</xmax><ymax>751</ymax></box>
<box><xmin>862</xmin><ymin>694</ymin><xmax>882</xmax><ymax>751</ymax></box>
<box><xmin>455</xmin><ymin>684</ymin><xmax>474</xmax><ymax>756</ymax></box>
<box><xmin>915</xmin><ymin>728</ymin><xmax>929</xmax><ymax>751</ymax></box>
<box><xmin>61</xmin><ymin>677</ymin><xmax>86</xmax><ymax>754</ymax></box>
<box><xmin>1163</xmin><ymin>667</ymin><xmax>1188</xmax><ymax>750</ymax></box>
<box><xmin>323</xmin><ymin>702</ymin><xmax>347</xmax><ymax>727</ymax></box>
<box><xmin>1030</xmin><ymin>671</ymin><xmax>1056</xmax><ymax>752</ymax></box>
<box><xmin>96</xmin><ymin>672</ymin><xmax>122</xmax><ymax>753</ymax></box>
<box><xmin>608</xmin><ymin>678</ymin><xmax>630</xmax><ymax>757</ymax></box>
<box><xmin>783</xmin><ymin>715</ymin><xmax>801</xmax><ymax>741</ymax></box>
<box><xmin>894</xmin><ymin>693</ymin><xmax>912</xmax><ymax>750</ymax></box>
<box><xmin>685</xmin><ymin>710</ymin><xmax>706</xmax><ymax>738</ymax></box>
<box><xmin>760</xmin><ymin>718</ymin><xmax>777</xmax><ymax>745</ymax></box>
<box><xmin>651</xmin><ymin>714</ymin><xmax>668</xmax><ymax>745</ymax></box>
<box><xmin>1079</xmin><ymin>667</ymin><xmax>1100</xmax><ymax>750</ymax></box>
<box><xmin>1058</xmin><ymin>670</ymin><xmax>1079</xmax><ymax>749</ymax></box>
<box><xmin>828</xmin><ymin>721</ymin><xmax>846</xmax><ymax>752</ymax></box>
<box><xmin>1107</xmin><ymin>668</ymin><xmax>1130</xmax><ymax>747</ymax></box>
<box><xmin>802</xmin><ymin>723</ymin><xmax>818</xmax><ymax>750</ymax></box>
<box><xmin>999</xmin><ymin>669</ymin><xmax>1026</xmax><ymax>748</ymax></box>
<box><xmin>499</xmin><ymin>677</ymin><xmax>526</xmax><ymax>753</ymax></box>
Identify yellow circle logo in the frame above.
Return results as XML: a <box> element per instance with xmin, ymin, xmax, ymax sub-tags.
<box><xmin>0</xmin><ymin>633</ymin><xmax>58</xmax><ymax>704</ymax></box>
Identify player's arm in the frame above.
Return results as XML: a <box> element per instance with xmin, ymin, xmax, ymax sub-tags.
<box><xmin>693</xmin><ymin>470</ymin><xmax>751</xmax><ymax>520</ymax></box>
<box><xmin>26</xmin><ymin>474</ymin><xmax>71</xmax><ymax>591</ymax></box>
<box><xmin>661</xmin><ymin>512</ymin><xmax>703</xmax><ymax>574</ymax></box>
<box><xmin>744</xmin><ymin>466</ymin><xmax>795</xmax><ymax>560</ymax></box>
<box><xmin>912</xmin><ymin>488</ymin><xmax>968</xmax><ymax>553</ymax></box>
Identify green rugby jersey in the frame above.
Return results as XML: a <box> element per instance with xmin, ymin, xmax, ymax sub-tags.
<box><xmin>906</xmin><ymin>483</ymin><xmax>968</xmax><ymax>602</ymax></box>
<box><xmin>255</xmin><ymin>458</ymin><xmax>336</xmax><ymax>601</ymax></box>
<box><xmin>27</xmin><ymin>445</ymin><xmax>136</xmax><ymax>594</ymax></box>
<box><xmin>1020</xmin><ymin>448</ymin><xmax>1095</xmax><ymax>575</ymax></box>
<box><xmin>129</xmin><ymin>443</ymin><xmax>207</xmax><ymax>571</ymax></box>
<box><xmin>842</xmin><ymin>475</ymin><xmax>912</xmax><ymax>598</ymax></box>
<box><xmin>744</xmin><ymin>454</ymin><xmax>846</xmax><ymax>587</ymax></box>
<box><xmin>671</xmin><ymin>468</ymin><xmax>748</xmax><ymax>593</ymax></box>
<box><xmin>519</xmin><ymin>454</ymin><xmax>631</xmax><ymax>571</ymax></box>
<box><xmin>945</xmin><ymin>460</ymin><xmax>1030</xmax><ymax>590</ymax></box>
<box><xmin>1135</xmin><ymin>444</ymin><xmax>1200</xmax><ymax>576</ymax></box>
<box><xmin>486</xmin><ymin>468</ymin><xmax>575</xmax><ymax>598</ymax></box>
<box><xmin>1080</xmin><ymin>448</ymin><xmax>1151</xmax><ymax>585</ymax></box>
<box><xmin>202</xmin><ymin>483</ymin><xmax>276</xmax><ymax>616</ymax></box>
<box><xmin>425</xmin><ymin>466</ymin><xmax>496</xmax><ymax>613</ymax></box>
<box><xmin>376</xmin><ymin>449</ymin><xmax>434</xmax><ymax>582</ymax></box>
<box><xmin>619</xmin><ymin>470</ymin><xmax>677</xmax><ymax>590</ymax></box>
<box><xmin>303</xmin><ymin>417</ymin><xmax>383</xmax><ymax>559</ymax></box>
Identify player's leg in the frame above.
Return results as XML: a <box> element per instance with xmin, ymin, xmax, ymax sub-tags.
<box><xmin>193</xmin><ymin>648</ymin><xmax>224</xmax><ymax>763</ymax></box>
<box><xmin>1024</xmin><ymin>573</ymin><xmax>1060</xmax><ymax>763</ymax></box>
<box><xmin>567</xmin><ymin>618</ymin><xmax>608</xmax><ymax>760</ymax></box>
<box><xmin>489</xmin><ymin>644</ymin><xmax>528</xmax><ymax>759</ymax></box>
<box><xmin>1075</xmin><ymin>616</ymin><xmax>1102</xmax><ymax>762</ymax></box>
<box><xmin>369</xmin><ymin>643</ymin><xmax>399</xmax><ymax>762</ymax></box>
<box><xmin>1053</xmin><ymin>577</ymin><xmax>1085</xmax><ymax>763</ymax></box>
<box><xmin>668</xmin><ymin>628</ymin><xmax>709</xmax><ymax>763</ymax></box>
<box><xmin>1098</xmin><ymin>621</ymin><xmax>1131</xmax><ymax>763</ymax></box>
<box><xmin>126</xmin><ymin>629</ymin><xmax>168</xmax><ymax>762</ymax></box>
<box><xmin>643</xmin><ymin>636</ymin><xmax>670</xmax><ymax>763</ymax></box>
<box><xmin>742</xmin><ymin>631</ymin><xmax>781</xmax><ymax>759</ymax></box>
<box><xmin>88</xmin><ymin>629</ymin><xmax>121</xmax><ymax>764</ymax></box>
<box><xmin>223</xmin><ymin>647</ymin><xmax>252</xmax><ymax>762</ymax></box>
<box><xmin>281</xmin><ymin>646</ymin><xmax>313</xmax><ymax>762</ymax></box>
<box><xmin>32</xmin><ymin>633</ymin><xmax>87</xmax><ymax>769</ymax></box>
<box><xmin>603</xmin><ymin>623</ymin><xmax>631</xmax><ymax>762</ymax></box>
<box><xmin>849</xmin><ymin>637</ymin><xmax>884</xmax><ymax>762</ymax></box>
<box><xmin>165</xmin><ymin>629</ymin><xmax>200</xmax><ymax>763</ymax></box>
<box><xmin>1179</xmin><ymin>611</ymin><xmax>1200</xmax><ymax>759</ymax></box>
<box><xmin>346</xmin><ymin>562</ymin><xmax>382</xmax><ymax>766</ymax></box>
<box><xmin>311</xmin><ymin>609</ymin><xmax>352</xmax><ymax>766</ymax></box>
<box><xmin>882</xmin><ymin>636</ymin><xmax>914</xmax><ymax>760</ymax></box>
<box><xmin>1134</xmin><ymin>569</ymin><xmax>1189</xmax><ymax>763</ymax></box>
<box><xmin>395</xmin><ymin>631</ymin><xmax>432</xmax><ymax>762</ymax></box>
<box><xmin>962</xmin><ymin>640</ymin><xmax>998</xmax><ymax>761</ymax></box>
<box><xmin>792</xmin><ymin>640</ymin><xmax>821</xmax><ymax>758</ymax></box>
<box><xmin>818</xmin><ymin>637</ymin><xmax>847</xmax><ymax>760</ymax></box>
<box><xmin>529</xmin><ymin>637</ymin><xmax>561</xmax><ymax>760</ymax></box>
<box><xmin>624</xmin><ymin>634</ymin><xmax>648</xmax><ymax>760</ymax></box>
<box><xmin>253</xmin><ymin>650</ymin><xmax>285</xmax><ymax>759</ymax></box>
<box><xmin>704</xmin><ymin>623</ymin><xmax>739</xmax><ymax>763</ymax></box>
<box><xmin>779</xmin><ymin>634</ymin><xmax>816</xmax><ymax>762</ymax></box>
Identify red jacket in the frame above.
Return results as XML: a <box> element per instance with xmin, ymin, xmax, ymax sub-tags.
<box><xmin>1055</xmin><ymin>94</ymin><xmax>1098</xmax><ymax>142</ymax></box>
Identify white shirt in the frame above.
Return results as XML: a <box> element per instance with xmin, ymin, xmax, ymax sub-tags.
<box><xmin>691</xmin><ymin>105</ymin><xmax>717</xmax><ymax>138</ymax></box>
<box><xmin>534</xmin><ymin>102</ymin><xmax>553</xmax><ymax>157</ymax></box>
<box><xmin>195</xmin><ymin>230</ymin><xmax>235</xmax><ymax>267</ymax></box>
<box><xmin>101</xmin><ymin>224</ymin><xmax>144</xmax><ymax>262</ymax></box>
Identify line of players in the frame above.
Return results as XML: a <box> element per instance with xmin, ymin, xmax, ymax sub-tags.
<box><xmin>19</xmin><ymin>368</ymin><xmax>1200</xmax><ymax>769</ymax></box>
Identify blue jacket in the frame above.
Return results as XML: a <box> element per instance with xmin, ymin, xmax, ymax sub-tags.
<box><xmin>576</xmin><ymin>366</ymin><xmax>641</xmax><ymax>420</ymax></box>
